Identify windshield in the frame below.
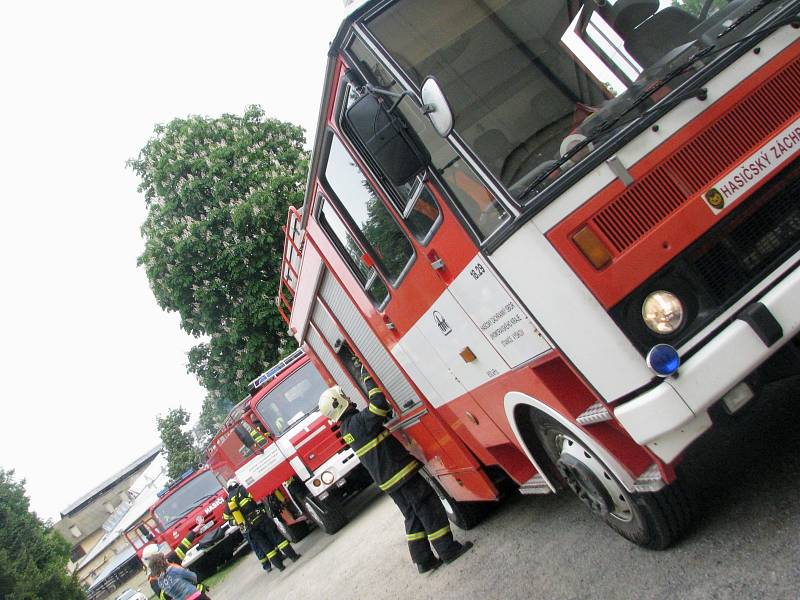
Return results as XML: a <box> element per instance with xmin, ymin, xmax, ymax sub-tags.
<box><xmin>255</xmin><ymin>363</ymin><xmax>329</xmax><ymax>435</ymax></box>
<box><xmin>366</xmin><ymin>0</ymin><xmax>788</xmax><ymax>200</ymax></box>
<box><xmin>153</xmin><ymin>471</ymin><xmax>221</xmax><ymax>529</ymax></box>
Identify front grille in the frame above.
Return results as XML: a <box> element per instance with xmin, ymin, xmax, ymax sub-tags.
<box><xmin>592</xmin><ymin>53</ymin><xmax>800</xmax><ymax>253</ymax></box>
<box><xmin>611</xmin><ymin>158</ymin><xmax>800</xmax><ymax>354</ymax></box>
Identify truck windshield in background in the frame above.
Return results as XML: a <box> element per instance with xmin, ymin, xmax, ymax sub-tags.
<box><xmin>153</xmin><ymin>471</ymin><xmax>222</xmax><ymax>529</ymax></box>
<box><xmin>255</xmin><ymin>362</ymin><xmax>329</xmax><ymax>435</ymax></box>
<box><xmin>364</xmin><ymin>0</ymin><xmax>789</xmax><ymax>200</ymax></box>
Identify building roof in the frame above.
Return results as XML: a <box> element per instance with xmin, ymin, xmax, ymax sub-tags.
<box><xmin>76</xmin><ymin>458</ymin><xmax>168</xmax><ymax>571</ymax></box>
<box><xmin>60</xmin><ymin>445</ymin><xmax>162</xmax><ymax>518</ymax></box>
<box><xmin>86</xmin><ymin>545</ymin><xmax>137</xmax><ymax>591</ymax></box>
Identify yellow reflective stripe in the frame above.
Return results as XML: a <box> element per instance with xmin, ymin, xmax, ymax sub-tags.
<box><xmin>180</xmin><ymin>538</ymin><xmax>192</xmax><ymax>549</ymax></box>
<box><xmin>175</xmin><ymin>547</ymin><xmax>186</xmax><ymax>560</ymax></box>
<box><xmin>362</xmin><ymin>375</ymin><xmax>372</xmax><ymax>384</ymax></box>
<box><xmin>343</xmin><ymin>433</ymin><xmax>355</xmax><ymax>445</ymax></box>
<box><xmin>239</xmin><ymin>496</ymin><xmax>252</xmax><ymax>506</ymax></box>
<box><xmin>368</xmin><ymin>403</ymin><xmax>389</xmax><ymax>417</ymax></box>
<box><xmin>274</xmin><ymin>489</ymin><xmax>286</xmax><ymax>502</ymax></box>
<box><xmin>259</xmin><ymin>556</ymin><xmax>269</xmax><ymax>563</ymax></box>
<box><xmin>427</xmin><ymin>525</ymin><xmax>451</xmax><ymax>542</ymax></box>
<box><xmin>277</xmin><ymin>540</ymin><xmax>289</xmax><ymax>550</ymax></box>
<box><xmin>406</xmin><ymin>531</ymin><xmax>426</xmax><ymax>541</ymax></box>
<box><xmin>267</xmin><ymin>550</ymin><xmax>278</xmax><ymax>559</ymax></box>
<box><xmin>355</xmin><ymin>430</ymin><xmax>391</xmax><ymax>458</ymax></box>
<box><xmin>378</xmin><ymin>460</ymin><xmax>419</xmax><ymax>491</ymax></box>
<box><xmin>368</xmin><ymin>387</ymin><xmax>383</xmax><ymax>399</ymax></box>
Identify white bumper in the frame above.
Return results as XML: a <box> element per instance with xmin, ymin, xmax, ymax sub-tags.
<box><xmin>304</xmin><ymin>447</ymin><xmax>361</xmax><ymax>497</ymax></box>
<box><xmin>615</xmin><ymin>264</ymin><xmax>800</xmax><ymax>462</ymax></box>
<box><xmin>181</xmin><ymin>523</ymin><xmax>240</xmax><ymax>567</ymax></box>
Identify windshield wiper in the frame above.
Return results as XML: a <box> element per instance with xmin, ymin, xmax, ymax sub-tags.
<box><xmin>517</xmin><ymin>45</ymin><xmax>713</xmax><ymax>200</ymax></box>
<box><xmin>519</xmin><ymin>7</ymin><xmax>799</xmax><ymax>202</ymax></box>
<box><xmin>718</xmin><ymin>0</ymin><xmax>782</xmax><ymax>39</ymax></box>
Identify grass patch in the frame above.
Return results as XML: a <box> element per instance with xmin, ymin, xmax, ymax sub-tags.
<box><xmin>201</xmin><ymin>553</ymin><xmax>248</xmax><ymax>589</ymax></box>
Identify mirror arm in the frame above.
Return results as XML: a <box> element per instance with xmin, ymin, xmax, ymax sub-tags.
<box><xmin>365</xmin><ymin>84</ymin><xmax>412</xmax><ymax>113</ymax></box>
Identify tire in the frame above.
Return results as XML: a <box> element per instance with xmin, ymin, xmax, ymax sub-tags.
<box><xmin>533</xmin><ymin>414</ymin><xmax>695</xmax><ymax>550</ymax></box>
<box><xmin>419</xmin><ymin>469</ymin><xmax>491</xmax><ymax>531</ymax></box>
<box><xmin>274</xmin><ymin>516</ymin><xmax>310</xmax><ymax>543</ymax></box>
<box><xmin>302</xmin><ymin>496</ymin><xmax>349</xmax><ymax>535</ymax></box>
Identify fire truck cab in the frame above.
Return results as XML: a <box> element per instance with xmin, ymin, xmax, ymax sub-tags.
<box><xmin>206</xmin><ymin>348</ymin><xmax>373</xmax><ymax>536</ymax></box>
<box><xmin>124</xmin><ymin>466</ymin><xmax>242</xmax><ymax>577</ymax></box>
<box><xmin>278</xmin><ymin>0</ymin><xmax>800</xmax><ymax>549</ymax></box>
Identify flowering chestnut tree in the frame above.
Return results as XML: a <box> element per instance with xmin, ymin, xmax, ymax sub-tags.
<box><xmin>129</xmin><ymin>106</ymin><xmax>308</xmax><ymax>437</ymax></box>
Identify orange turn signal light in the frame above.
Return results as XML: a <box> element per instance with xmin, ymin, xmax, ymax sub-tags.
<box><xmin>573</xmin><ymin>226</ymin><xmax>612</xmax><ymax>269</ymax></box>
<box><xmin>459</xmin><ymin>347</ymin><xmax>477</xmax><ymax>363</ymax></box>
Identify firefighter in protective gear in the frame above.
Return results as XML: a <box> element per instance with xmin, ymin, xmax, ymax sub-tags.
<box><xmin>319</xmin><ymin>378</ymin><xmax>473</xmax><ymax>573</ymax></box>
<box><xmin>223</xmin><ymin>479</ymin><xmax>301</xmax><ymax>572</ymax></box>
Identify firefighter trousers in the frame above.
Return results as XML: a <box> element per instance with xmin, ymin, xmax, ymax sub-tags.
<box><xmin>388</xmin><ymin>472</ymin><xmax>461</xmax><ymax>567</ymax></box>
<box><xmin>247</xmin><ymin>517</ymin><xmax>299</xmax><ymax>570</ymax></box>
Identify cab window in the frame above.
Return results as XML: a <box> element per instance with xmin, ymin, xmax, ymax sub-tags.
<box><xmin>318</xmin><ymin>196</ymin><xmax>389</xmax><ymax>305</ymax></box>
<box><xmin>322</xmin><ymin>135</ymin><xmax>415</xmax><ymax>285</ymax></box>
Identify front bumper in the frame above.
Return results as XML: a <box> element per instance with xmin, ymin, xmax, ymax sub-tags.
<box><xmin>615</xmin><ymin>262</ymin><xmax>800</xmax><ymax>462</ymax></box>
<box><xmin>305</xmin><ymin>448</ymin><xmax>361</xmax><ymax>497</ymax></box>
<box><xmin>181</xmin><ymin>524</ymin><xmax>241</xmax><ymax>567</ymax></box>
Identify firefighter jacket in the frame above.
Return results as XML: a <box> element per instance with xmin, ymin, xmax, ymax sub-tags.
<box><xmin>172</xmin><ymin>530</ymin><xmax>197</xmax><ymax>562</ymax></box>
<box><xmin>224</xmin><ymin>484</ymin><xmax>267</xmax><ymax>531</ymax></box>
<box><xmin>339</xmin><ymin>375</ymin><xmax>419</xmax><ymax>493</ymax></box>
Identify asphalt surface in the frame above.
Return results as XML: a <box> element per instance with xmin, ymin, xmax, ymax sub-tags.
<box><xmin>210</xmin><ymin>377</ymin><xmax>800</xmax><ymax>600</ymax></box>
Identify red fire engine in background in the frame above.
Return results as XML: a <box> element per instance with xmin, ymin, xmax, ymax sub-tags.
<box><xmin>124</xmin><ymin>466</ymin><xmax>243</xmax><ymax>577</ymax></box>
<box><xmin>278</xmin><ymin>0</ymin><xmax>800</xmax><ymax>549</ymax></box>
<box><xmin>205</xmin><ymin>348</ymin><xmax>373</xmax><ymax>537</ymax></box>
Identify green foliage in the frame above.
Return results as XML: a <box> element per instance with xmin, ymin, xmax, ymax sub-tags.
<box><xmin>156</xmin><ymin>408</ymin><xmax>203</xmax><ymax>479</ymax></box>
<box><xmin>0</xmin><ymin>470</ymin><xmax>84</xmax><ymax>600</ymax></box>
<box><xmin>129</xmin><ymin>105</ymin><xmax>309</xmax><ymax>427</ymax></box>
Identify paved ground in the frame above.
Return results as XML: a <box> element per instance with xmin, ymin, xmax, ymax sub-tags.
<box><xmin>210</xmin><ymin>377</ymin><xmax>800</xmax><ymax>600</ymax></box>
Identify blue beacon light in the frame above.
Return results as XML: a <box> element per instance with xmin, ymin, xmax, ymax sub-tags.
<box><xmin>646</xmin><ymin>344</ymin><xmax>680</xmax><ymax>377</ymax></box>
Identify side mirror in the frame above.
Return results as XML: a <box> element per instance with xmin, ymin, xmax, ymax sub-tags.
<box><xmin>233</xmin><ymin>425</ymin><xmax>257</xmax><ymax>451</ymax></box>
<box><xmin>420</xmin><ymin>77</ymin><xmax>454</xmax><ymax>137</ymax></box>
<box><xmin>345</xmin><ymin>93</ymin><xmax>427</xmax><ymax>186</ymax></box>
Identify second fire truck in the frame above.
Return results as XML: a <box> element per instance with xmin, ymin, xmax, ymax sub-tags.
<box><xmin>205</xmin><ymin>348</ymin><xmax>373</xmax><ymax>536</ymax></box>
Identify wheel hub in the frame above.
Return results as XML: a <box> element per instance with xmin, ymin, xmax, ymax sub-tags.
<box><xmin>550</xmin><ymin>431</ymin><xmax>633</xmax><ymax>523</ymax></box>
<box><xmin>557</xmin><ymin>453</ymin><xmax>612</xmax><ymax>518</ymax></box>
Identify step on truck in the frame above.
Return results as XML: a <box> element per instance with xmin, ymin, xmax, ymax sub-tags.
<box><xmin>205</xmin><ymin>348</ymin><xmax>373</xmax><ymax>537</ymax></box>
<box><xmin>124</xmin><ymin>467</ymin><xmax>243</xmax><ymax>577</ymax></box>
<box><xmin>277</xmin><ymin>0</ymin><xmax>800</xmax><ymax>549</ymax></box>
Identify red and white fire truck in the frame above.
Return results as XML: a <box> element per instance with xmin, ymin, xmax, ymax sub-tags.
<box><xmin>124</xmin><ymin>467</ymin><xmax>242</xmax><ymax>576</ymax></box>
<box><xmin>205</xmin><ymin>348</ymin><xmax>373</xmax><ymax>536</ymax></box>
<box><xmin>277</xmin><ymin>0</ymin><xmax>800</xmax><ymax>548</ymax></box>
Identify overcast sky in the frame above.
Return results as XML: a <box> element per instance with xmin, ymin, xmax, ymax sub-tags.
<box><xmin>0</xmin><ymin>0</ymin><xmax>343</xmax><ymax>521</ymax></box>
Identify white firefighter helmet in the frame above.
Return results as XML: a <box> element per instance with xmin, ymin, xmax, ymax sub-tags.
<box><xmin>141</xmin><ymin>544</ymin><xmax>159</xmax><ymax>561</ymax></box>
<box><xmin>319</xmin><ymin>386</ymin><xmax>350</xmax><ymax>422</ymax></box>
<box><xmin>226</xmin><ymin>478</ymin><xmax>238</xmax><ymax>490</ymax></box>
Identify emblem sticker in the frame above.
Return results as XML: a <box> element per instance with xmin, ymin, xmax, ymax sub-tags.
<box><xmin>433</xmin><ymin>311</ymin><xmax>452</xmax><ymax>336</ymax></box>
<box><xmin>703</xmin><ymin>187</ymin><xmax>725</xmax><ymax>210</ymax></box>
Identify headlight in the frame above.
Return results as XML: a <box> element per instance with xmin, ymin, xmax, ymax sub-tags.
<box><xmin>641</xmin><ymin>291</ymin><xmax>684</xmax><ymax>334</ymax></box>
<box><xmin>320</xmin><ymin>471</ymin><xmax>335</xmax><ymax>485</ymax></box>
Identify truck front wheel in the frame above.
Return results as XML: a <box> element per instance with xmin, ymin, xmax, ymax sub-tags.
<box><xmin>533</xmin><ymin>414</ymin><xmax>695</xmax><ymax>550</ymax></box>
<box><xmin>302</xmin><ymin>496</ymin><xmax>348</xmax><ymax>535</ymax></box>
